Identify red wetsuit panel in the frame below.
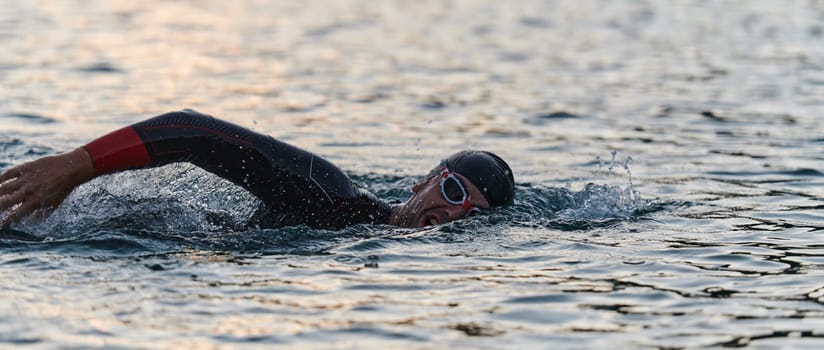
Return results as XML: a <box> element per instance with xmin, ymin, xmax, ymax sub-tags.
<box><xmin>83</xmin><ymin>126</ymin><xmax>151</xmax><ymax>176</ymax></box>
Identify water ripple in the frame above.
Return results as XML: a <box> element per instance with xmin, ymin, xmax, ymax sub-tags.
<box><xmin>1</xmin><ymin>0</ymin><xmax>823</xmax><ymax>348</ymax></box>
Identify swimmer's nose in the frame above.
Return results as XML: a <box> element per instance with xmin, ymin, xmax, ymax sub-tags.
<box><xmin>443</xmin><ymin>205</ymin><xmax>467</xmax><ymax>221</ymax></box>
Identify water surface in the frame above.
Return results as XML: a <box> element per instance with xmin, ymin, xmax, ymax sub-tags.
<box><xmin>1</xmin><ymin>1</ymin><xmax>823</xmax><ymax>348</ymax></box>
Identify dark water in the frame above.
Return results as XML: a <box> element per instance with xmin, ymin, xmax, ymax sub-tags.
<box><xmin>1</xmin><ymin>1</ymin><xmax>823</xmax><ymax>348</ymax></box>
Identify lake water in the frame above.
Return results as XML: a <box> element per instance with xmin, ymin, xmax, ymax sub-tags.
<box><xmin>1</xmin><ymin>0</ymin><xmax>823</xmax><ymax>348</ymax></box>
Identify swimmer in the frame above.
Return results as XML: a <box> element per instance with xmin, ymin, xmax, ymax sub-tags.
<box><xmin>0</xmin><ymin>110</ymin><xmax>514</xmax><ymax>229</ymax></box>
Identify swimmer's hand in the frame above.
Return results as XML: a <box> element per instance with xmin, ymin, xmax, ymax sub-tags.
<box><xmin>0</xmin><ymin>148</ymin><xmax>94</xmax><ymax>227</ymax></box>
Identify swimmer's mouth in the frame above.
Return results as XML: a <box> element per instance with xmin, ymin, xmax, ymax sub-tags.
<box><xmin>423</xmin><ymin>215</ymin><xmax>440</xmax><ymax>227</ymax></box>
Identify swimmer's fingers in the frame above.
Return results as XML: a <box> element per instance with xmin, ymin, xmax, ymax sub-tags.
<box><xmin>0</xmin><ymin>175</ymin><xmax>24</xmax><ymax>197</ymax></box>
<box><xmin>0</xmin><ymin>184</ymin><xmax>62</xmax><ymax>228</ymax></box>
<box><xmin>0</xmin><ymin>197</ymin><xmax>41</xmax><ymax>227</ymax></box>
<box><xmin>0</xmin><ymin>185</ymin><xmax>26</xmax><ymax>210</ymax></box>
<box><xmin>0</xmin><ymin>150</ymin><xmax>94</xmax><ymax>227</ymax></box>
<box><xmin>0</xmin><ymin>188</ymin><xmax>27</xmax><ymax>227</ymax></box>
<box><xmin>0</xmin><ymin>166</ymin><xmax>22</xmax><ymax>185</ymax></box>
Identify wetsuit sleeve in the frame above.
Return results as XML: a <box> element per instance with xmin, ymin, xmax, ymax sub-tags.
<box><xmin>83</xmin><ymin>109</ymin><xmax>392</xmax><ymax>228</ymax></box>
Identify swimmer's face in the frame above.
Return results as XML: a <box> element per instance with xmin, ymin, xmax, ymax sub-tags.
<box><xmin>391</xmin><ymin>172</ymin><xmax>490</xmax><ymax>228</ymax></box>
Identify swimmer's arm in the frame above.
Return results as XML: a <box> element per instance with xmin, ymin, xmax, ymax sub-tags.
<box><xmin>0</xmin><ymin>110</ymin><xmax>271</xmax><ymax>226</ymax></box>
<box><xmin>1</xmin><ymin>109</ymin><xmax>354</xmax><ymax>226</ymax></box>
<box><xmin>96</xmin><ymin>110</ymin><xmax>354</xmax><ymax>204</ymax></box>
<box><xmin>0</xmin><ymin>111</ymin><xmax>219</xmax><ymax>226</ymax></box>
<box><xmin>0</xmin><ymin>147</ymin><xmax>94</xmax><ymax>226</ymax></box>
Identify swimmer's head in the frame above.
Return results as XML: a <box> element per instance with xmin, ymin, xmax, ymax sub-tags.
<box><xmin>390</xmin><ymin>150</ymin><xmax>515</xmax><ymax>228</ymax></box>
<box><xmin>427</xmin><ymin>150</ymin><xmax>515</xmax><ymax>207</ymax></box>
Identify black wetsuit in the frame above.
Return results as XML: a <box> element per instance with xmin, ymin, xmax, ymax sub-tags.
<box><xmin>83</xmin><ymin>109</ymin><xmax>394</xmax><ymax>229</ymax></box>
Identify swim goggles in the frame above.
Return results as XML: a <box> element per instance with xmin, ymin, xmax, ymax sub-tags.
<box><xmin>438</xmin><ymin>163</ymin><xmax>483</xmax><ymax>216</ymax></box>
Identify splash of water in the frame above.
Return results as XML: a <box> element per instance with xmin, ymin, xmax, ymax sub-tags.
<box><xmin>19</xmin><ymin>165</ymin><xmax>261</xmax><ymax>239</ymax></box>
<box><xmin>506</xmin><ymin>182</ymin><xmax>654</xmax><ymax>230</ymax></box>
<box><xmin>511</xmin><ymin>151</ymin><xmax>656</xmax><ymax>229</ymax></box>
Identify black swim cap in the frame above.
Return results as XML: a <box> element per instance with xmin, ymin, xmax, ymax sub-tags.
<box><xmin>428</xmin><ymin>150</ymin><xmax>515</xmax><ymax>207</ymax></box>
